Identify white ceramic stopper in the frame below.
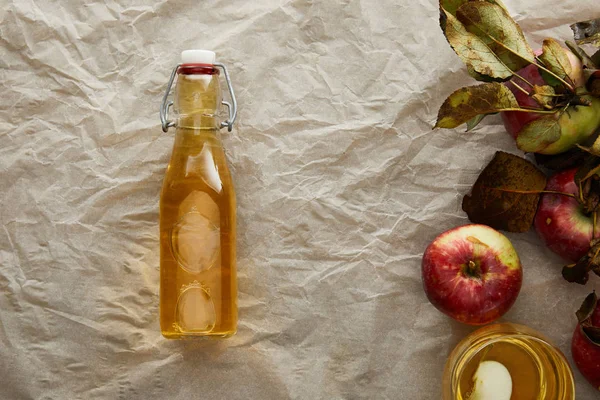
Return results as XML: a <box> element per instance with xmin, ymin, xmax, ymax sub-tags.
<box><xmin>181</xmin><ymin>50</ymin><xmax>216</xmax><ymax>65</ymax></box>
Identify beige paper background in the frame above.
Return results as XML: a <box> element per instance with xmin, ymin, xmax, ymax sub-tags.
<box><xmin>1</xmin><ymin>0</ymin><xmax>599</xmax><ymax>398</ymax></box>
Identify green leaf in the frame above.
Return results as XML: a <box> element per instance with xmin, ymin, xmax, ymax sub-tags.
<box><xmin>456</xmin><ymin>2</ymin><xmax>535</xmax><ymax>72</ymax></box>
<box><xmin>576</xmin><ymin>292</ymin><xmax>598</xmax><ymax>323</ymax></box>
<box><xmin>571</xmin><ymin>18</ymin><xmax>600</xmax><ymax>47</ymax></box>
<box><xmin>440</xmin><ymin>0</ymin><xmax>468</xmax><ymax>17</ymax></box>
<box><xmin>531</xmin><ymin>85</ymin><xmax>556</xmax><ymax>109</ymax></box>
<box><xmin>440</xmin><ymin>0</ymin><xmax>507</xmax><ymax>17</ymax></box>
<box><xmin>540</xmin><ymin>71</ymin><xmax>561</xmax><ymax>88</ymax></box>
<box><xmin>466</xmin><ymin>65</ymin><xmax>499</xmax><ymax>82</ymax></box>
<box><xmin>440</xmin><ymin>8</ymin><xmax>513</xmax><ymax>81</ymax></box>
<box><xmin>466</xmin><ymin>114</ymin><xmax>487</xmax><ymax>131</ymax></box>
<box><xmin>435</xmin><ymin>82</ymin><xmax>519</xmax><ymax>128</ymax></box>
<box><xmin>462</xmin><ymin>151</ymin><xmax>547</xmax><ymax>232</ymax></box>
<box><xmin>515</xmin><ymin>115</ymin><xmax>561</xmax><ymax>153</ymax></box>
<box><xmin>538</xmin><ymin>39</ymin><xmax>572</xmax><ymax>87</ymax></box>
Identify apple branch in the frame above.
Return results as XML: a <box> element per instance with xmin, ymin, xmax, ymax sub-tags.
<box><xmin>479</xmin><ymin>186</ymin><xmax>577</xmax><ymax>198</ymax></box>
<box><xmin>501</xmin><ymin>108</ymin><xmax>558</xmax><ymax>114</ymax></box>
<box><xmin>508</xmin><ymin>80</ymin><xmax>531</xmax><ymax>97</ymax></box>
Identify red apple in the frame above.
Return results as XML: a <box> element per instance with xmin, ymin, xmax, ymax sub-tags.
<box><xmin>534</xmin><ymin>168</ymin><xmax>595</xmax><ymax>263</ymax></box>
<box><xmin>501</xmin><ymin>48</ymin><xmax>600</xmax><ymax>155</ymax></box>
<box><xmin>422</xmin><ymin>224</ymin><xmax>523</xmax><ymax>325</ymax></box>
<box><xmin>572</xmin><ymin>292</ymin><xmax>600</xmax><ymax>391</ymax></box>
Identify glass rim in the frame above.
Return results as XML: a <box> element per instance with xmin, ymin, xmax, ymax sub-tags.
<box><xmin>445</xmin><ymin>323</ymin><xmax>575</xmax><ymax>399</ymax></box>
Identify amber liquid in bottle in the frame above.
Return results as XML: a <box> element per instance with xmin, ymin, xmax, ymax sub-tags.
<box><xmin>160</xmin><ymin>68</ymin><xmax>237</xmax><ymax>338</ymax></box>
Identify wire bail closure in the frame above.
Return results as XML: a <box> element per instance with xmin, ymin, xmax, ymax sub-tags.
<box><xmin>160</xmin><ymin>62</ymin><xmax>238</xmax><ymax>133</ymax></box>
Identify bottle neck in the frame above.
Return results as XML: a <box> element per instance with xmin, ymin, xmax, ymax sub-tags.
<box><xmin>175</xmin><ymin>71</ymin><xmax>221</xmax><ymax>130</ymax></box>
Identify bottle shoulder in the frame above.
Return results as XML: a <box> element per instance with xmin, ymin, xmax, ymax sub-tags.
<box><xmin>162</xmin><ymin>152</ymin><xmax>234</xmax><ymax>198</ymax></box>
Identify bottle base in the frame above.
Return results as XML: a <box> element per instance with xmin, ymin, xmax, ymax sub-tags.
<box><xmin>161</xmin><ymin>329</ymin><xmax>237</xmax><ymax>340</ymax></box>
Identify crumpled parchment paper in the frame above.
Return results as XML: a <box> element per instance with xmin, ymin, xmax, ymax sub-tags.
<box><xmin>1</xmin><ymin>0</ymin><xmax>599</xmax><ymax>398</ymax></box>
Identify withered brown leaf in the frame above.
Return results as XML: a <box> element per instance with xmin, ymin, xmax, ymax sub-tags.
<box><xmin>531</xmin><ymin>85</ymin><xmax>556</xmax><ymax>109</ymax></box>
<box><xmin>462</xmin><ymin>151</ymin><xmax>547</xmax><ymax>232</ymax></box>
<box><xmin>576</xmin><ymin>292</ymin><xmax>598</xmax><ymax>323</ymax></box>
<box><xmin>575</xmin><ymin>291</ymin><xmax>600</xmax><ymax>345</ymax></box>
<box><xmin>563</xmin><ymin>239</ymin><xmax>600</xmax><ymax>285</ymax></box>
<box><xmin>571</xmin><ymin>18</ymin><xmax>600</xmax><ymax>47</ymax></box>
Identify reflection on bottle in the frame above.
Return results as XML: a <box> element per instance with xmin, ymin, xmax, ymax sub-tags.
<box><xmin>175</xmin><ymin>282</ymin><xmax>216</xmax><ymax>333</ymax></box>
<box><xmin>171</xmin><ymin>191</ymin><xmax>221</xmax><ymax>274</ymax></box>
<box><xmin>171</xmin><ymin>212</ymin><xmax>220</xmax><ymax>273</ymax></box>
<box><xmin>185</xmin><ymin>143</ymin><xmax>222</xmax><ymax>193</ymax></box>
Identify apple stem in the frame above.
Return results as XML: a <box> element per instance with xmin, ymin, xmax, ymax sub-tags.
<box><xmin>540</xmin><ymin>190</ymin><xmax>577</xmax><ymax>198</ymax></box>
<box><xmin>464</xmin><ymin>260</ymin><xmax>481</xmax><ymax>278</ymax></box>
<box><xmin>571</xmin><ymin>96</ymin><xmax>592</xmax><ymax>106</ymax></box>
<box><xmin>511</xmin><ymin>70</ymin><xmax>535</xmax><ymax>89</ymax></box>
<box><xmin>500</xmin><ymin>107</ymin><xmax>558</xmax><ymax>114</ymax></box>
<box><xmin>509</xmin><ymin>80</ymin><xmax>532</xmax><ymax>96</ymax></box>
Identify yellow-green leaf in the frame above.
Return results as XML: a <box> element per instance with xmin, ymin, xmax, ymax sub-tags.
<box><xmin>457</xmin><ymin>2</ymin><xmax>535</xmax><ymax>72</ymax></box>
<box><xmin>440</xmin><ymin>8</ymin><xmax>513</xmax><ymax>81</ymax></box>
<box><xmin>539</xmin><ymin>38</ymin><xmax>572</xmax><ymax>87</ymax></box>
<box><xmin>435</xmin><ymin>82</ymin><xmax>519</xmax><ymax>128</ymax></box>
<box><xmin>440</xmin><ymin>0</ymin><xmax>507</xmax><ymax>17</ymax></box>
<box><xmin>531</xmin><ymin>85</ymin><xmax>556</xmax><ymax>109</ymax></box>
<box><xmin>516</xmin><ymin>115</ymin><xmax>561</xmax><ymax>153</ymax></box>
<box><xmin>466</xmin><ymin>114</ymin><xmax>487</xmax><ymax>131</ymax></box>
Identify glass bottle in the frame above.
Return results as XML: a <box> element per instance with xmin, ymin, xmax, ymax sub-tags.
<box><xmin>159</xmin><ymin>50</ymin><xmax>238</xmax><ymax>338</ymax></box>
